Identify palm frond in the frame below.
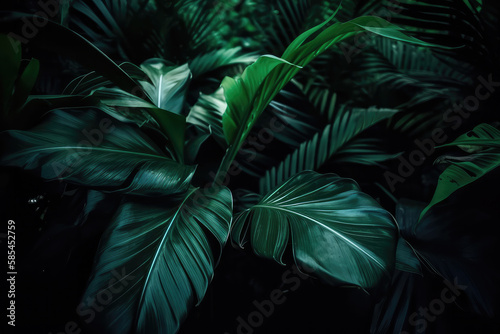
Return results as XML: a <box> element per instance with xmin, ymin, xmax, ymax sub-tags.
<box><xmin>259</xmin><ymin>105</ymin><xmax>399</xmax><ymax>193</ymax></box>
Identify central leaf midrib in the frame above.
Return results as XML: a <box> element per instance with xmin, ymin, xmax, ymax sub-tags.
<box><xmin>13</xmin><ymin>146</ymin><xmax>171</xmax><ymax>161</ymax></box>
<box><xmin>251</xmin><ymin>204</ymin><xmax>387</xmax><ymax>272</ymax></box>
<box><xmin>135</xmin><ymin>187</ymin><xmax>199</xmax><ymax>325</ymax></box>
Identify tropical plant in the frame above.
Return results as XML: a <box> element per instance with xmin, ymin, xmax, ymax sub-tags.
<box><xmin>1</xmin><ymin>1</ymin><xmax>499</xmax><ymax>333</ymax></box>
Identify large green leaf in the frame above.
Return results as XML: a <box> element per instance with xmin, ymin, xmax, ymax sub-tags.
<box><xmin>221</xmin><ymin>15</ymin><xmax>439</xmax><ymax>151</ymax></box>
<box><xmin>0</xmin><ymin>109</ymin><xmax>195</xmax><ymax>196</ymax></box>
<box><xmin>81</xmin><ymin>186</ymin><xmax>232</xmax><ymax>334</ymax></box>
<box><xmin>259</xmin><ymin>106</ymin><xmax>398</xmax><ymax>192</ymax></box>
<box><xmin>232</xmin><ymin>171</ymin><xmax>397</xmax><ymax>289</ymax></box>
<box><xmin>419</xmin><ymin>123</ymin><xmax>500</xmax><ymax>220</ymax></box>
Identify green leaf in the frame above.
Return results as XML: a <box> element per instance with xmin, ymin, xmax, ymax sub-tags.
<box><xmin>139</xmin><ymin>61</ymin><xmax>191</xmax><ymax>114</ymax></box>
<box><xmin>259</xmin><ymin>106</ymin><xmax>398</xmax><ymax>193</ymax></box>
<box><xmin>90</xmin><ymin>87</ymin><xmax>187</xmax><ymax>162</ymax></box>
<box><xmin>81</xmin><ymin>186</ymin><xmax>232</xmax><ymax>334</ymax></box>
<box><xmin>10</xmin><ymin>58</ymin><xmax>40</xmax><ymax>113</ymax></box>
<box><xmin>395</xmin><ymin>237</ymin><xmax>421</xmax><ymax>275</ymax></box>
<box><xmin>186</xmin><ymin>87</ymin><xmax>227</xmax><ymax>146</ymax></box>
<box><xmin>220</xmin><ymin>14</ymin><xmax>438</xmax><ymax>177</ymax></box>
<box><xmin>419</xmin><ymin>123</ymin><xmax>500</xmax><ymax>220</ymax></box>
<box><xmin>222</xmin><ymin>55</ymin><xmax>301</xmax><ymax>146</ymax></box>
<box><xmin>232</xmin><ymin>171</ymin><xmax>397</xmax><ymax>289</ymax></box>
<box><xmin>0</xmin><ymin>109</ymin><xmax>195</xmax><ymax>196</ymax></box>
<box><xmin>188</xmin><ymin>47</ymin><xmax>257</xmax><ymax>78</ymax></box>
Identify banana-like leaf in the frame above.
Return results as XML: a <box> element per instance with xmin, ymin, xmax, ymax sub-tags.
<box><xmin>419</xmin><ymin>123</ymin><xmax>500</xmax><ymax>220</ymax></box>
<box><xmin>232</xmin><ymin>171</ymin><xmax>397</xmax><ymax>290</ymax></box>
<box><xmin>222</xmin><ymin>14</ymin><xmax>440</xmax><ymax>150</ymax></box>
<box><xmin>81</xmin><ymin>186</ymin><xmax>232</xmax><ymax>334</ymax></box>
<box><xmin>259</xmin><ymin>106</ymin><xmax>398</xmax><ymax>193</ymax></box>
<box><xmin>0</xmin><ymin>109</ymin><xmax>195</xmax><ymax>196</ymax></box>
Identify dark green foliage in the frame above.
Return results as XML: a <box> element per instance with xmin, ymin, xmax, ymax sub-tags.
<box><xmin>1</xmin><ymin>1</ymin><xmax>499</xmax><ymax>333</ymax></box>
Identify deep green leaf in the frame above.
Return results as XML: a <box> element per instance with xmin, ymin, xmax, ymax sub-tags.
<box><xmin>139</xmin><ymin>61</ymin><xmax>191</xmax><ymax>114</ymax></box>
<box><xmin>10</xmin><ymin>58</ymin><xmax>39</xmax><ymax>113</ymax></box>
<box><xmin>0</xmin><ymin>109</ymin><xmax>194</xmax><ymax>196</ymax></box>
<box><xmin>81</xmin><ymin>186</ymin><xmax>232</xmax><ymax>334</ymax></box>
<box><xmin>232</xmin><ymin>171</ymin><xmax>397</xmax><ymax>290</ymax></box>
<box><xmin>419</xmin><ymin>123</ymin><xmax>500</xmax><ymax>220</ymax></box>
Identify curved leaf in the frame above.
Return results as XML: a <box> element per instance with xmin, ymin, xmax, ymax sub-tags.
<box><xmin>0</xmin><ymin>109</ymin><xmax>194</xmax><ymax>196</ymax></box>
<box><xmin>232</xmin><ymin>171</ymin><xmax>397</xmax><ymax>290</ymax></box>
<box><xmin>81</xmin><ymin>186</ymin><xmax>232</xmax><ymax>334</ymax></box>
<box><xmin>220</xmin><ymin>14</ymin><xmax>437</xmax><ymax>179</ymax></box>
<box><xmin>419</xmin><ymin>123</ymin><xmax>500</xmax><ymax>220</ymax></box>
<box><xmin>139</xmin><ymin>60</ymin><xmax>191</xmax><ymax>114</ymax></box>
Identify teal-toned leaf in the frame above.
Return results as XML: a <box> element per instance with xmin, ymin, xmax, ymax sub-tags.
<box><xmin>186</xmin><ymin>87</ymin><xmax>227</xmax><ymax>146</ymax></box>
<box><xmin>232</xmin><ymin>171</ymin><xmax>397</xmax><ymax>289</ymax></box>
<box><xmin>89</xmin><ymin>87</ymin><xmax>187</xmax><ymax>161</ymax></box>
<box><xmin>81</xmin><ymin>186</ymin><xmax>232</xmax><ymax>334</ymax></box>
<box><xmin>395</xmin><ymin>237</ymin><xmax>421</xmax><ymax>275</ymax></box>
<box><xmin>419</xmin><ymin>123</ymin><xmax>500</xmax><ymax>220</ymax></box>
<box><xmin>139</xmin><ymin>61</ymin><xmax>191</xmax><ymax>114</ymax></box>
<box><xmin>0</xmin><ymin>109</ymin><xmax>195</xmax><ymax>196</ymax></box>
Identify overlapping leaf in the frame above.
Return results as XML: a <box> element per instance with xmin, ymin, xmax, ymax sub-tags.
<box><xmin>0</xmin><ymin>109</ymin><xmax>195</xmax><ymax>196</ymax></box>
<box><xmin>232</xmin><ymin>171</ymin><xmax>398</xmax><ymax>289</ymax></box>
<box><xmin>419</xmin><ymin>123</ymin><xmax>500</xmax><ymax>220</ymax></box>
<box><xmin>81</xmin><ymin>186</ymin><xmax>232</xmax><ymax>334</ymax></box>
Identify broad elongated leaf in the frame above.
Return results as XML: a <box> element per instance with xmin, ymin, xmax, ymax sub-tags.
<box><xmin>259</xmin><ymin>106</ymin><xmax>398</xmax><ymax>192</ymax></box>
<box><xmin>81</xmin><ymin>186</ymin><xmax>232</xmax><ymax>334</ymax></box>
<box><xmin>87</xmin><ymin>86</ymin><xmax>187</xmax><ymax>162</ymax></box>
<box><xmin>232</xmin><ymin>171</ymin><xmax>398</xmax><ymax>289</ymax></box>
<box><xmin>419</xmin><ymin>123</ymin><xmax>500</xmax><ymax>220</ymax></box>
<box><xmin>0</xmin><ymin>109</ymin><xmax>195</xmax><ymax>196</ymax></box>
<box><xmin>221</xmin><ymin>14</ymin><xmax>438</xmax><ymax>161</ymax></box>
